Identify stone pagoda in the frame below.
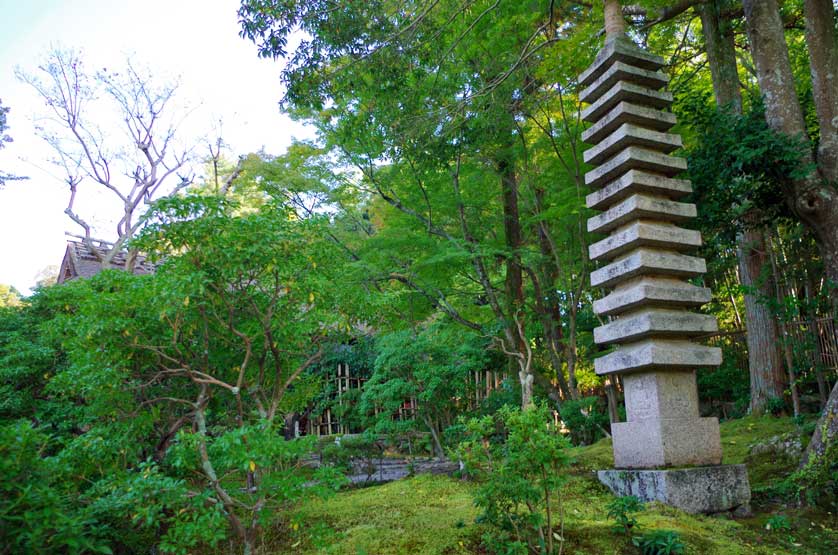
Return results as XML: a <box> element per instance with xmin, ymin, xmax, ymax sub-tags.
<box><xmin>579</xmin><ymin>30</ymin><xmax>751</xmax><ymax>514</ymax></box>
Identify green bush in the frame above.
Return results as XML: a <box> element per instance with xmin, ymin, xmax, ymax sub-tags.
<box><xmin>560</xmin><ymin>396</ymin><xmax>610</xmax><ymax>445</ymax></box>
<box><xmin>319</xmin><ymin>434</ymin><xmax>383</xmax><ymax>478</ymax></box>
<box><xmin>454</xmin><ymin>404</ymin><xmax>571</xmax><ymax>555</ymax></box>
<box><xmin>606</xmin><ymin>495</ymin><xmax>644</xmax><ymax>535</ymax></box>
<box><xmin>0</xmin><ymin>421</ymin><xmax>112</xmax><ymax>554</ymax></box>
<box><xmin>631</xmin><ymin>530</ymin><xmax>685</xmax><ymax>555</ymax></box>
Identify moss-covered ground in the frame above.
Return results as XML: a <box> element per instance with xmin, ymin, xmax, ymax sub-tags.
<box><xmin>267</xmin><ymin>416</ymin><xmax>836</xmax><ymax>554</ymax></box>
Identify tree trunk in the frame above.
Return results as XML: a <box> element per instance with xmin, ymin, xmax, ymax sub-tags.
<box><xmin>803</xmin><ymin>0</ymin><xmax>838</xmax><ymax>183</ymax></box>
<box><xmin>699</xmin><ymin>0</ymin><xmax>742</xmax><ymax>113</ymax></box>
<box><xmin>605</xmin><ymin>376</ymin><xmax>620</xmax><ymax>423</ymax></box>
<box><xmin>700</xmin><ymin>0</ymin><xmax>787</xmax><ymax>415</ymax></box>
<box><xmin>743</xmin><ymin>0</ymin><xmax>838</xmax><ymax>464</ymax></box>
<box><xmin>498</xmin><ymin>155</ymin><xmax>533</xmax><ymax>408</ymax></box>
<box><xmin>739</xmin><ymin>229</ymin><xmax>787</xmax><ymax>413</ymax></box>
<box><xmin>800</xmin><ymin>378</ymin><xmax>838</xmax><ymax>469</ymax></box>
<box><xmin>604</xmin><ymin>0</ymin><xmax>626</xmax><ymax>38</ymax></box>
<box><xmin>565</xmin><ymin>299</ymin><xmax>581</xmax><ymax>397</ymax></box>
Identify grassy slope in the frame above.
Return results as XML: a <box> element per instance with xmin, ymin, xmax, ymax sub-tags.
<box><xmin>269</xmin><ymin>416</ymin><xmax>836</xmax><ymax>555</ymax></box>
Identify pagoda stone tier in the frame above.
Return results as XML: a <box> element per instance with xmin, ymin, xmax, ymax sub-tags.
<box><xmin>580</xmin><ymin>36</ymin><xmax>751</xmax><ymax>515</ymax></box>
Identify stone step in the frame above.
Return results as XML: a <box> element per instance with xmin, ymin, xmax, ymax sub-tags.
<box><xmin>582</xmin><ymin>102</ymin><xmax>677</xmax><ymax>145</ymax></box>
<box><xmin>583</xmin><ymin>81</ymin><xmax>673</xmax><ymax>123</ymax></box>
<box><xmin>590</xmin><ymin>248</ymin><xmax>706</xmax><ymax>289</ymax></box>
<box><xmin>586</xmin><ymin>170</ymin><xmax>692</xmax><ymax>211</ymax></box>
<box><xmin>578</xmin><ymin>36</ymin><xmax>665</xmax><ymax>88</ymax></box>
<box><xmin>594</xmin><ymin>338</ymin><xmax>722</xmax><ymax>375</ymax></box>
<box><xmin>585</xmin><ymin>147</ymin><xmax>687</xmax><ymax>189</ymax></box>
<box><xmin>593</xmin><ymin>277</ymin><xmax>712</xmax><ymax>317</ymax></box>
<box><xmin>580</xmin><ymin>62</ymin><xmax>670</xmax><ymax>105</ymax></box>
<box><xmin>583</xmin><ymin>123</ymin><xmax>682</xmax><ymax>166</ymax></box>
<box><xmin>587</xmin><ymin>194</ymin><xmax>696</xmax><ymax>235</ymax></box>
<box><xmin>589</xmin><ymin>221</ymin><xmax>701</xmax><ymax>261</ymax></box>
<box><xmin>593</xmin><ymin>308</ymin><xmax>718</xmax><ymax>344</ymax></box>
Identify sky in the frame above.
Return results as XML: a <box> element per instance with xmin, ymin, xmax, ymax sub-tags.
<box><xmin>0</xmin><ymin>0</ymin><xmax>312</xmax><ymax>293</ymax></box>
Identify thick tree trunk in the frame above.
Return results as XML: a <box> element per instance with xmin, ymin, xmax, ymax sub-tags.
<box><xmin>499</xmin><ymin>155</ymin><xmax>533</xmax><ymax>408</ymax></box>
<box><xmin>743</xmin><ymin>0</ymin><xmax>838</xmax><ymax>467</ymax></box>
<box><xmin>801</xmin><ymin>379</ymin><xmax>838</xmax><ymax>469</ymax></box>
<box><xmin>738</xmin><ymin>229</ymin><xmax>787</xmax><ymax>413</ymax></box>
<box><xmin>700</xmin><ymin>0</ymin><xmax>787</xmax><ymax>414</ymax></box>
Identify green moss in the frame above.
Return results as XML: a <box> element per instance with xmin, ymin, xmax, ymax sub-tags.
<box><xmin>280</xmin><ymin>474</ymin><xmax>478</xmax><ymax>554</ymax></box>
<box><xmin>262</xmin><ymin>416</ymin><xmax>835</xmax><ymax>555</ymax></box>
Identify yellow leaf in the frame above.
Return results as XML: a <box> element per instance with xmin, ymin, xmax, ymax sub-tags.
<box><xmin>292</xmin><ymin>523</ymin><xmax>299</xmax><ymax>531</ymax></box>
<box><xmin>249</xmin><ymin>460</ymin><xmax>256</xmax><ymax>472</ymax></box>
<box><xmin>183</xmin><ymin>296</ymin><xmax>190</xmax><ymax>307</ymax></box>
<box><xmin>309</xmin><ymin>292</ymin><xmax>315</xmax><ymax>303</ymax></box>
<box><xmin>312</xmin><ymin>261</ymin><xmax>317</xmax><ymax>269</ymax></box>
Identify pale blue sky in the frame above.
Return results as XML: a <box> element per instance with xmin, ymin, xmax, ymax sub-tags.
<box><xmin>0</xmin><ymin>0</ymin><xmax>311</xmax><ymax>293</ymax></box>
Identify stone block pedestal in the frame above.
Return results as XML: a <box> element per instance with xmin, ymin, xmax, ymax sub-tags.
<box><xmin>612</xmin><ymin>417</ymin><xmax>721</xmax><ymax>468</ymax></box>
<box><xmin>598</xmin><ymin>465</ymin><xmax>751</xmax><ymax>515</ymax></box>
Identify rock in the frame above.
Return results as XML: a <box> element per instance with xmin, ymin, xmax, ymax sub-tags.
<box><xmin>748</xmin><ymin>433</ymin><xmax>803</xmax><ymax>462</ymax></box>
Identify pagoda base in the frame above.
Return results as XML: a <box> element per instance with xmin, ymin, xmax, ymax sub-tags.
<box><xmin>597</xmin><ymin>465</ymin><xmax>751</xmax><ymax>515</ymax></box>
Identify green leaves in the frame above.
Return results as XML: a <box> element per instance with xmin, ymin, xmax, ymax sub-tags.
<box><xmin>454</xmin><ymin>404</ymin><xmax>571</xmax><ymax>555</ymax></box>
<box><xmin>685</xmin><ymin>98</ymin><xmax>810</xmax><ymax>246</ymax></box>
<box><xmin>0</xmin><ymin>421</ymin><xmax>112</xmax><ymax>554</ymax></box>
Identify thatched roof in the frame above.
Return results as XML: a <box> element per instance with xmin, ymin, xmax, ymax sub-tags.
<box><xmin>57</xmin><ymin>240</ymin><xmax>157</xmax><ymax>284</ymax></box>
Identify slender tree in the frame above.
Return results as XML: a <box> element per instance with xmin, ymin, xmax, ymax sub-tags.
<box><xmin>17</xmin><ymin>48</ymin><xmax>194</xmax><ymax>271</ymax></box>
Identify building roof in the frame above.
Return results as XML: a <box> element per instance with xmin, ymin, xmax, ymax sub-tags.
<box><xmin>57</xmin><ymin>240</ymin><xmax>157</xmax><ymax>284</ymax></box>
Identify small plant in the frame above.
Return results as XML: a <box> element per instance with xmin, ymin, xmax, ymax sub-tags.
<box><xmin>765</xmin><ymin>396</ymin><xmax>787</xmax><ymax>416</ymax></box>
<box><xmin>606</xmin><ymin>495</ymin><xmax>644</xmax><ymax>535</ymax></box>
<box><xmin>765</xmin><ymin>514</ymin><xmax>792</xmax><ymax>533</ymax></box>
<box><xmin>631</xmin><ymin>530</ymin><xmax>685</xmax><ymax>555</ymax></box>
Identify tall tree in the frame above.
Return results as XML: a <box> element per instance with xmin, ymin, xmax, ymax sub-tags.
<box><xmin>239</xmin><ymin>0</ymin><xmax>598</xmax><ymax>409</ymax></box>
<box><xmin>698</xmin><ymin>0</ymin><xmax>786</xmax><ymax>414</ymax></box>
<box><xmin>739</xmin><ymin>0</ymin><xmax>838</xmax><ymax>468</ymax></box>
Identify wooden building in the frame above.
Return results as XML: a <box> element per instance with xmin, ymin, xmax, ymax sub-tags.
<box><xmin>57</xmin><ymin>240</ymin><xmax>156</xmax><ymax>284</ymax></box>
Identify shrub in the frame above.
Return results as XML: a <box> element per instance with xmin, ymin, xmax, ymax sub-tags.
<box><xmin>319</xmin><ymin>434</ymin><xmax>383</xmax><ymax>480</ymax></box>
<box><xmin>606</xmin><ymin>495</ymin><xmax>644</xmax><ymax>535</ymax></box>
<box><xmin>765</xmin><ymin>396</ymin><xmax>787</xmax><ymax>416</ymax></box>
<box><xmin>0</xmin><ymin>421</ymin><xmax>112</xmax><ymax>554</ymax></box>
<box><xmin>631</xmin><ymin>530</ymin><xmax>685</xmax><ymax>555</ymax></box>
<box><xmin>454</xmin><ymin>404</ymin><xmax>571</xmax><ymax>555</ymax></box>
<box><xmin>560</xmin><ymin>396</ymin><xmax>610</xmax><ymax>445</ymax></box>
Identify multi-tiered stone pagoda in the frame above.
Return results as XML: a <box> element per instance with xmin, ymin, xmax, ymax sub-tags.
<box><xmin>579</xmin><ymin>34</ymin><xmax>751</xmax><ymax>515</ymax></box>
